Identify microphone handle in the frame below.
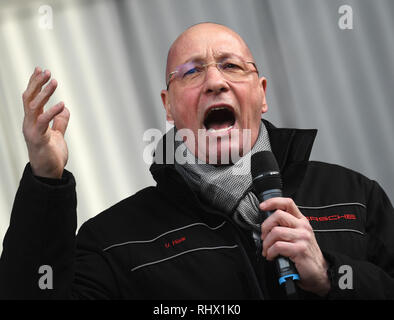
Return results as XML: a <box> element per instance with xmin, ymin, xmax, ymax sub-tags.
<box><xmin>259</xmin><ymin>190</ymin><xmax>300</xmax><ymax>299</ymax></box>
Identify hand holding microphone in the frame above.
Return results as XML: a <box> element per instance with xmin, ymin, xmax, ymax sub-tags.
<box><xmin>251</xmin><ymin>151</ymin><xmax>331</xmax><ymax>297</ymax></box>
<box><xmin>260</xmin><ymin>197</ymin><xmax>331</xmax><ymax>297</ymax></box>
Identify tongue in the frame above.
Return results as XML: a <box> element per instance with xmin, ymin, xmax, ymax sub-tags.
<box><xmin>205</xmin><ymin>108</ymin><xmax>235</xmax><ymax>131</ymax></box>
<box><xmin>207</xmin><ymin>120</ymin><xmax>233</xmax><ymax>131</ymax></box>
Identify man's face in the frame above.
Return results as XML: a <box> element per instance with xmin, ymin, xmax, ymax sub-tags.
<box><xmin>161</xmin><ymin>24</ymin><xmax>268</xmax><ymax>164</ymax></box>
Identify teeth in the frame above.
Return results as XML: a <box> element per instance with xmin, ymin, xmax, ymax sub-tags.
<box><xmin>208</xmin><ymin>125</ymin><xmax>233</xmax><ymax>133</ymax></box>
<box><xmin>207</xmin><ymin>107</ymin><xmax>227</xmax><ymax>116</ymax></box>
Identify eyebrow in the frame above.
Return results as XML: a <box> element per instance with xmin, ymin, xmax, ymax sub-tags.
<box><xmin>179</xmin><ymin>52</ymin><xmax>247</xmax><ymax>65</ymax></box>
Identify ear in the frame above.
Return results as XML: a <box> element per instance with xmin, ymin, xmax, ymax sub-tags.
<box><xmin>160</xmin><ymin>89</ymin><xmax>174</xmax><ymax>123</ymax></box>
<box><xmin>259</xmin><ymin>76</ymin><xmax>268</xmax><ymax>114</ymax></box>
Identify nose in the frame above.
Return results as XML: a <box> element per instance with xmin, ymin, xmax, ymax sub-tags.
<box><xmin>202</xmin><ymin>65</ymin><xmax>230</xmax><ymax>95</ymax></box>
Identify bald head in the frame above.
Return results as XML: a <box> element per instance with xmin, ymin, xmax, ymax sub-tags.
<box><xmin>165</xmin><ymin>23</ymin><xmax>254</xmax><ymax>83</ymax></box>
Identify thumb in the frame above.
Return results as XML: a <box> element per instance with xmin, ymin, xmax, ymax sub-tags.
<box><xmin>52</xmin><ymin>105</ymin><xmax>70</xmax><ymax>135</ymax></box>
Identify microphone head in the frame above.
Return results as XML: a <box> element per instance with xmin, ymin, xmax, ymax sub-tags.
<box><xmin>251</xmin><ymin>151</ymin><xmax>279</xmax><ymax>178</ymax></box>
<box><xmin>251</xmin><ymin>151</ymin><xmax>282</xmax><ymax>193</ymax></box>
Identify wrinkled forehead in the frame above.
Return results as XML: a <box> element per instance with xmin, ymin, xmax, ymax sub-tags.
<box><xmin>166</xmin><ymin>25</ymin><xmax>253</xmax><ymax>75</ymax></box>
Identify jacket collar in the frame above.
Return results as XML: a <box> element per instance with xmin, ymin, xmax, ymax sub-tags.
<box><xmin>262</xmin><ymin>119</ymin><xmax>317</xmax><ymax>197</ymax></box>
<box><xmin>262</xmin><ymin>119</ymin><xmax>317</xmax><ymax>172</ymax></box>
<box><xmin>150</xmin><ymin>119</ymin><xmax>317</xmax><ymax>197</ymax></box>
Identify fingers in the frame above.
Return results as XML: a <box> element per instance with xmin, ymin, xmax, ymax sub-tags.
<box><xmin>26</xmin><ymin>67</ymin><xmax>42</xmax><ymax>88</ymax></box>
<box><xmin>30</xmin><ymin>78</ymin><xmax>58</xmax><ymax>115</ymax></box>
<box><xmin>23</xmin><ymin>67</ymin><xmax>58</xmax><ymax>130</ymax></box>
<box><xmin>261</xmin><ymin>209</ymin><xmax>304</xmax><ymax>240</ymax></box>
<box><xmin>260</xmin><ymin>197</ymin><xmax>313</xmax><ymax>260</ymax></box>
<box><xmin>36</xmin><ymin>101</ymin><xmax>65</xmax><ymax>134</ymax></box>
<box><xmin>22</xmin><ymin>67</ymin><xmax>65</xmax><ymax>135</ymax></box>
<box><xmin>264</xmin><ymin>241</ymin><xmax>300</xmax><ymax>261</ymax></box>
<box><xmin>260</xmin><ymin>197</ymin><xmax>304</xmax><ymax>219</ymax></box>
<box><xmin>21</xmin><ymin>68</ymin><xmax>69</xmax><ymax>151</ymax></box>
<box><xmin>262</xmin><ymin>225</ymin><xmax>311</xmax><ymax>259</ymax></box>
<box><xmin>23</xmin><ymin>67</ymin><xmax>51</xmax><ymax>111</ymax></box>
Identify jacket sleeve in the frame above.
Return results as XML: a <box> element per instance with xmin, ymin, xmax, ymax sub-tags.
<box><xmin>0</xmin><ymin>164</ymin><xmax>118</xmax><ymax>299</ymax></box>
<box><xmin>324</xmin><ymin>180</ymin><xmax>394</xmax><ymax>299</ymax></box>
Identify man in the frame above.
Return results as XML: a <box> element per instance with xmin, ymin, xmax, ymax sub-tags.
<box><xmin>1</xmin><ymin>23</ymin><xmax>394</xmax><ymax>299</ymax></box>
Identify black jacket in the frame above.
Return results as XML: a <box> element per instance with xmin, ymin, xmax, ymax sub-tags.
<box><xmin>1</xmin><ymin>120</ymin><xmax>394</xmax><ymax>299</ymax></box>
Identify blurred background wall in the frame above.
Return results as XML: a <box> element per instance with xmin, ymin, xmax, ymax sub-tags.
<box><xmin>1</xmin><ymin>0</ymin><xmax>393</xmax><ymax>254</ymax></box>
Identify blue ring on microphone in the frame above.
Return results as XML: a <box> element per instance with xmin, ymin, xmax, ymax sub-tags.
<box><xmin>279</xmin><ymin>274</ymin><xmax>300</xmax><ymax>285</ymax></box>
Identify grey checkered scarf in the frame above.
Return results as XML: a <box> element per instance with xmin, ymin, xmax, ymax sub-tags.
<box><xmin>174</xmin><ymin>122</ymin><xmax>272</xmax><ymax>231</ymax></box>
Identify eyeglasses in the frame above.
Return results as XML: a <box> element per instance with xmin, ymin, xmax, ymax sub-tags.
<box><xmin>166</xmin><ymin>56</ymin><xmax>259</xmax><ymax>90</ymax></box>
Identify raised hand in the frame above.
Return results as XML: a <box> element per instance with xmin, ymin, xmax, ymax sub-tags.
<box><xmin>22</xmin><ymin>67</ymin><xmax>70</xmax><ymax>178</ymax></box>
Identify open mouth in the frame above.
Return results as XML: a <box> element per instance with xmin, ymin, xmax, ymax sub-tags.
<box><xmin>203</xmin><ymin>106</ymin><xmax>236</xmax><ymax>132</ymax></box>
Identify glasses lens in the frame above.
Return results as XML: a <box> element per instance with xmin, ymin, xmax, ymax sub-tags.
<box><xmin>171</xmin><ymin>58</ymin><xmax>255</xmax><ymax>88</ymax></box>
<box><xmin>219</xmin><ymin>58</ymin><xmax>248</xmax><ymax>81</ymax></box>
<box><xmin>177</xmin><ymin>62</ymin><xmax>203</xmax><ymax>83</ymax></box>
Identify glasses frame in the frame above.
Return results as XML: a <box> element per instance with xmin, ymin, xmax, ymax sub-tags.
<box><xmin>166</xmin><ymin>59</ymin><xmax>259</xmax><ymax>90</ymax></box>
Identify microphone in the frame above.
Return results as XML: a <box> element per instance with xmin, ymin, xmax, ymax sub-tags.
<box><xmin>251</xmin><ymin>151</ymin><xmax>299</xmax><ymax>299</ymax></box>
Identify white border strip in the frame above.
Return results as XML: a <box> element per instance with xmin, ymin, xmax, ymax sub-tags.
<box><xmin>131</xmin><ymin>245</ymin><xmax>239</xmax><ymax>272</ymax></box>
<box><xmin>103</xmin><ymin>221</ymin><xmax>227</xmax><ymax>251</ymax></box>
<box><xmin>298</xmin><ymin>202</ymin><xmax>366</xmax><ymax>210</ymax></box>
<box><xmin>314</xmin><ymin>228</ymin><xmax>365</xmax><ymax>235</ymax></box>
